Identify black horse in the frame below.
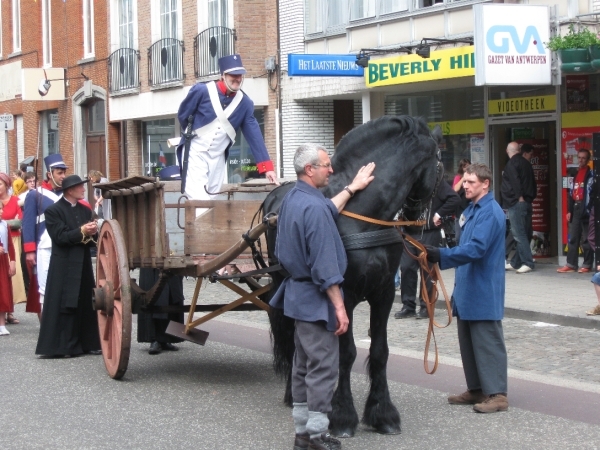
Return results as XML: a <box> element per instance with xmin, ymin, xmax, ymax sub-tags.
<box><xmin>262</xmin><ymin>115</ymin><xmax>443</xmax><ymax>437</ymax></box>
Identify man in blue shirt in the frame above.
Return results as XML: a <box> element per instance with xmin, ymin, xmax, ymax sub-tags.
<box><xmin>270</xmin><ymin>144</ymin><xmax>374</xmax><ymax>450</ymax></box>
<box><xmin>426</xmin><ymin>163</ymin><xmax>508</xmax><ymax>414</ymax></box>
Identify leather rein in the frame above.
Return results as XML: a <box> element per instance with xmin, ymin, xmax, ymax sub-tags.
<box><xmin>339</xmin><ymin>209</ymin><xmax>452</xmax><ymax>375</ymax></box>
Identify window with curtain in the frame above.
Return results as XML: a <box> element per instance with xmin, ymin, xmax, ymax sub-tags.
<box><xmin>379</xmin><ymin>0</ymin><xmax>408</xmax><ymax>14</ymax></box>
<box><xmin>351</xmin><ymin>0</ymin><xmax>375</xmax><ymax>20</ymax></box>
<box><xmin>208</xmin><ymin>0</ymin><xmax>229</xmax><ymax>27</ymax></box>
<box><xmin>42</xmin><ymin>0</ymin><xmax>51</xmax><ymax>66</ymax></box>
<box><xmin>12</xmin><ymin>0</ymin><xmax>21</xmax><ymax>53</ymax></box>
<box><xmin>42</xmin><ymin>109</ymin><xmax>60</xmax><ymax>158</ymax></box>
<box><xmin>305</xmin><ymin>0</ymin><xmax>323</xmax><ymax>34</ymax></box>
<box><xmin>83</xmin><ymin>0</ymin><xmax>95</xmax><ymax>57</ymax></box>
<box><xmin>119</xmin><ymin>0</ymin><xmax>134</xmax><ymax>48</ymax></box>
<box><xmin>328</xmin><ymin>0</ymin><xmax>347</xmax><ymax>28</ymax></box>
<box><xmin>160</xmin><ymin>0</ymin><xmax>178</xmax><ymax>39</ymax></box>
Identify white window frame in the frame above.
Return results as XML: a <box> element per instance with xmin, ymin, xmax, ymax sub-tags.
<box><xmin>42</xmin><ymin>0</ymin><xmax>52</xmax><ymax>67</ymax></box>
<box><xmin>12</xmin><ymin>0</ymin><xmax>21</xmax><ymax>53</ymax></box>
<box><xmin>83</xmin><ymin>0</ymin><xmax>95</xmax><ymax>58</ymax></box>
<box><xmin>109</xmin><ymin>0</ymin><xmax>138</xmax><ymax>53</ymax></box>
<box><xmin>197</xmin><ymin>0</ymin><xmax>233</xmax><ymax>33</ymax></box>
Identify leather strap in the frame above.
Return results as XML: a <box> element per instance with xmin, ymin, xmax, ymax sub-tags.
<box><xmin>340</xmin><ymin>210</ymin><xmax>426</xmax><ymax>227</ymax></box>
<box><xmin>206</xmin><ymin>80</ymin><xmax>243</xmax><ymax>143</ymax></box>
<box><xmin>341</xmin><ymin>228</ymin><xmax>403</xmax><ymax>251</ymax></box>
<box><xmin>401</xmin><ymin>232</ymin><xmax>452</xmax><ymax>375</ymax></box>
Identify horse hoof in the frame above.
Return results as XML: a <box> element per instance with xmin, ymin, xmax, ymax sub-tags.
<box><xmin>375</xmin><ymin>424</ymin><xmax>401</xmax><ymax>435</ymax></box>
<box><xmin>330</xmin><ymin>429</ymin><xmax>355</xmax><ymax>439</ymax></box>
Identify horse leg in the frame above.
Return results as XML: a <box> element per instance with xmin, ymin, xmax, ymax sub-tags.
<box><xmin>329</xmin><ymin>304</ymin><xmax>359</xmax><ymax>438</ymax></box>
<box><xmin>363</xmin><ymin>286</ymin><xmax>401</xmax><ymax>434</ymax></box>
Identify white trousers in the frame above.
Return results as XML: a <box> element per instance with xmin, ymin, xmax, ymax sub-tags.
<box><xmin>184</xmin><ymin>132</ymin><xmax>230</xmax><ymax>216</ymax></box>
<box><xmin>37</xmin><ymin>247</ymin><xmax>52</xmax><ymax>301</ymax></box>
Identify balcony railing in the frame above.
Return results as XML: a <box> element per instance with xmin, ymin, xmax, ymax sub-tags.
<box><xmin>194</xmin><ymin>27</ymin><xmax>236</xmax><ymax>78</ymax></box>
<box><xmin>108</xmin><ymin>48</ymin><xmax>140</xmax><ymax>94</ymax></box>
<box><xmin>148</xmin><ymin>38</ymin><xmax>184</xmax><ymax>87</ymax></box>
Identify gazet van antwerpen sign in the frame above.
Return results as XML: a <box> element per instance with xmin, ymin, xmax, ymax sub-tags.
<box><xmin>366</xmin><ymin>46</ymin><xmax>475</xmax><ymax>88</ymax></box>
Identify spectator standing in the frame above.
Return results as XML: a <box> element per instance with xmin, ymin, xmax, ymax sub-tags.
<box><xmin>35</xmin><ymin>175</ymin><xmax>101</xmax><ymax>358</ymax></box>
<box><xmin>0</xmin><ymin>172</ymin><xmax>26</xmax><ymax>324</ymax></box>
<box><xmin>11</xmin><ymin>170</ymin><xmax>26</xmax><ymax>197</ymax></box>
<box><xmin>395</xmin><ymin>180</ymin><xmax>460</xmax><ymax>319</ymax></box>
<box><xmin>452</xmin><ymin>159</ymin><xmax>471</xmax><ymax>245</ymax></box>
<box><xmin>425</xmin><ymin>163</ymin><xmax>508</xmax><ymax>413</ymax></box>
<box><xmin>270</xmin><ymin>144</ymin><xmax>375</xmax><ymax>450</ymax></box>
<box><xmin>22</xmin><ymin>154</ymin><xmax>68</xmax><ymax>312</ymax></box>
<box><xmin>0</xmin><ymin>200</ymin><xmax>16</xmax><ymax>335</ymax></box>
<box><xmin>501</xmin><ymin>142</ymin><xmax>537</xmax><ymax>274</ymax></box>
<box><xmin>558</xmin><ymin>149</ymin><xmax>594</xmax><ymax>273</ymax></box>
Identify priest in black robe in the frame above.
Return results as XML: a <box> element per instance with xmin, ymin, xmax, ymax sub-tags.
<box><xmin>36</xmin><ymin>175</ymin><xmax>101</xmax><ymax>357</ymax></box>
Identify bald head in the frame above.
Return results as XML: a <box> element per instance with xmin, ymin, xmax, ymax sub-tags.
<box><xmin>506</xmin><ymin>142</ymin><xmax>520</xmax><ymax>158</ymax></box>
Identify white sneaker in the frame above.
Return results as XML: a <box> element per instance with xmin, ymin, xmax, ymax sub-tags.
<box><xmin>0</xmin><ymin>328</ymin><xmax>10</xmax><ymax>336</ymax></box>
<box><xmin>516</xmin><ymin>265</ymin><xmax>532</xmax><ymax>274</ymax></box>
<box><xmin>505</xmin><ymin>263</ymin><xmax>516</xmax><ymax>270</ymax></box>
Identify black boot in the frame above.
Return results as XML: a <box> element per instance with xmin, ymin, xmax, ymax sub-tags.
<box><xmin>148</xmin><ymin>341</ymin><xmax>162</xmax><ymax>355</ymax></box>
<box><xmin>394</xmin><ymin>306</ymin><xmax>416</xmax><ymax>319</ymax></box>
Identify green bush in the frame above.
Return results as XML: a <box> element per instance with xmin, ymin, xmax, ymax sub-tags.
<box><xmin>545</xmin><ymin>25</ymin><xmax>600</xmax><ymax>51</ymax></box>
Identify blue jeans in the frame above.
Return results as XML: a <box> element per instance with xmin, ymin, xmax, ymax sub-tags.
<box><xmin>507</xmin><ymin>201</ymin><xmax>534</xmax><ymax>269</ymax></box>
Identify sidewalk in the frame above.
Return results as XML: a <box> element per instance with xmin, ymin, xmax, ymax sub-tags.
<box><xmin>423</xmin><ymin>261</ymin><xmax>600</xmax><ymax>329</ymax></box>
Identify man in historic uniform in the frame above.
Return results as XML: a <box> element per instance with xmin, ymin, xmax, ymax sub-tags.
<box><xmin>22</xmin><ymin>154</ymin><xmax>67</xmax><ymax>311</ymax></box>
<box><xmin>177</xmin><ymin>54</ymin><xmax>277</xmax><ymax>206</ymax></box>
<box><xmin>36</xmin><ymin>175</ymin><xmax>101</xmax><ymax>358</ymax></box>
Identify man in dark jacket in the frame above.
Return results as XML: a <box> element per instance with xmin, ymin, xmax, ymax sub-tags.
<box><xmin>558</xmin><ymin>149</ymin><xmax>594</xmax><ymax>273</ymax></box>
<box><xmin>395</xmin><ymin>179</ymin><xmax>460</xmax><ymax>319</ymax></box>
<box><xmin>501</xmin><ymin>142</ymin><xmax>537</xmax><ymax>274</ymax></box>
<box><xmin>35</xmin><ymin>175</ymin><xmax>101</xmax><ymax>358</ymax></box>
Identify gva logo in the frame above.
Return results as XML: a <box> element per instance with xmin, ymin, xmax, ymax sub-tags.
<box><xmin>486</xmin><ymin>25</ymin><xmax>546</xmax><ymax>54</ymax></box>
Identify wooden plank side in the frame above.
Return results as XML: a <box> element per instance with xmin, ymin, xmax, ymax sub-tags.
<box><xmin>184</xmin><ymin>200</ymin><xmax>265</xmax><ymax>255</ymax></box>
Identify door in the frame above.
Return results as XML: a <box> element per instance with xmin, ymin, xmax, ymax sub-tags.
<box><xmin>86</xmin><ymin>134</ymin><xmax>106</xmax><ymax>205</ymax></box>
<box><xmin>491</xmin><ymin>121</ymin><xmax>557</xmax><ymax>257</ymax></box>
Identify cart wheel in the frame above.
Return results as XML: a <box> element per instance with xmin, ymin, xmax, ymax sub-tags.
<box><xmin>94</xmin><ymin>219</ymin><xmax>132</xmax><ymax>379</ymax></box>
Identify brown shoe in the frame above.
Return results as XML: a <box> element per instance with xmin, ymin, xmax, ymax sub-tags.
<box><xmin>578</xmin><ymin>267</ymin><xmax>591</xmax><ymax>273</ymax></box>
<box><xmin>557</xmin><ymin>266</ymin><xmax>575</xmax><ymax>273</ymax></box>
<box><xmin>294</xmin><ymin>432</ymin><xmax>309</xmax><ymax>450</ymax></box>
<box><xmin>586</xmin><ymin>305</ymin><xmax>600</xmax><ymax>316</ymax></box>
<box><xmin>473</xmin><ymin>394</ymin><xmax>508</xmax><ymax>413</ymax></box>
<box><xmin>448</xmin><ymin>389</ymin><xmax>488</xmax><ymax>405</ymax></box>
<box><xmin>309</xmin><ymin>433</ymin><xmax>341</xmax><ymax>450</ymax></box>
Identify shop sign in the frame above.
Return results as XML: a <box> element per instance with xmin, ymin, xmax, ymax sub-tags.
<box><xmin>365</xmin><ymin>46</ymin><xmax>474</xmax><ymax>88</ymax></box>
<box><xmin>488</xmin><ymin>95</ymin><xmax>555</xmax><ymax>115</ymax></box>
<box><xmin>287</xmin><ymin>54</ymin><xmax>364</xmax><ymax>77</ymax></box>
<box><xmin>474</xmin><ymin>4</ymin><xmax>551</xmax><ymax>86</ymax></box>
<box><xmin>427</xmin><ymin>119</ymin><xmax>484</xmax><ymax>136</ymax></box>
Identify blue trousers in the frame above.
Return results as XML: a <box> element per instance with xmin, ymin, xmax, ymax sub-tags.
<box><xmin>507</xmin><ymin>201</ymin><xmax>534</xmax><ymax>269</ymax></box>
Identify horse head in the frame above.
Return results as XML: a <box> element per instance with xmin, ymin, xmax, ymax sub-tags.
<box><xmin>325</xmin><ymin>115</ymin><xmax>443</xmax><ymax>230</ymax></box>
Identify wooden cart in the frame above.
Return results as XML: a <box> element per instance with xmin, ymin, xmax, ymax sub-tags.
<box><xmin>92</xmin><ymin>176</ymin><xmax>279</xmax><ymax>379</ymax></box>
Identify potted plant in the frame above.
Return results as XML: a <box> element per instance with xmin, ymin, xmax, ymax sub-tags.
<box><xmin>545</xmin><ymin>25</ymin><xmax>599</xmax><ymax>73</ymax></box>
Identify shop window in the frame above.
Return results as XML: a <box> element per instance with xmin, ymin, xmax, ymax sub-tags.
<box><xmin>41</xmin><ymin>109</ymin><xmax>59</xmax><ymax>158</ymax></box>
<box><xmin>386</xmin><ymin>87</ymin><xmax>484</xmax><ymax>179</ymax></box>
<box><xmin>227</xmin><ymin>109</ymin><xmax>264</xmax><ymax>183</ymax></box>
<box><xmin>142</xmin><ymin>119</ymin><xmax>178</xmax><ymax>177</ymax></box>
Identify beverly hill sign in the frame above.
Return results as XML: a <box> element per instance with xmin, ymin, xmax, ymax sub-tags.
<box><xmin>365</xmin><ymin>46</ymin><xmax>474</xmax><ymax>88</ymax></box>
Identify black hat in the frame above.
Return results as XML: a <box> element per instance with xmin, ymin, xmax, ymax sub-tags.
<box><xmin>62</xmin><ymin>174</ymin><xmax>88</xmax><ymax>191</ymax></box>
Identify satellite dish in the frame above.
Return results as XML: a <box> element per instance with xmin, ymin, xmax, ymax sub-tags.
<box><xmin>38</xmin><ymin>79</ymin><xmax>51</xmax><ymax>96</ymax></box>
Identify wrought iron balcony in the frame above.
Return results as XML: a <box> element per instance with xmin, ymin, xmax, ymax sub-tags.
<box><xmin>108</xmin><ymin>48</ymin><xmax>140</xmax><ymax>94</ymax></box>
<box><xmin>148</xmin><ymin>38</ymin><xmax>184</xmax><ymax>87</ymax></box>
<box><xmin>194</xmin><ymin>27</ymin><xmax>236</xmax><ymax>78</ymax></box>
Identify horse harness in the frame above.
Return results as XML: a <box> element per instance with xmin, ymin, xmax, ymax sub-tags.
<box><xmin>338</xmin><ymin>208</ymin><xmax>453</xmax><ymax>375</ymax></box>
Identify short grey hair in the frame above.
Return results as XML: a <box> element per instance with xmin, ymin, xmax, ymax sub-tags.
<box><xmin>293</xmin><ymin>143</ymin><xmax>326</xmax><ymax>175</ymax></box>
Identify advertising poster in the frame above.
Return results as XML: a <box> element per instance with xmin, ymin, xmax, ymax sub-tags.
<box><xmin>560</xmin><ymin>128</ymin><xmax>599</xmax><ymax>247</ymax></box>
<box><xmin>518</xmin><ymin>139</ymin><xmax>550</xmax><ymax>256</ymax></box>
<box><xmin>470</xmin><ymin>134</ymin><xmax>486</xmax><ymax>164</ymax></box>
<box><xmin>565</xmin><ymin>76</ymin><xmax>589</xmax><ymax>112</ymax></box>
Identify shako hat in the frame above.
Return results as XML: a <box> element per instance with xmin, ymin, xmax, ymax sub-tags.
<box><xmin>218</xmin><ymin>54</ymin><xmax>247</xmax><ymax>76</ymax></box>
<box><xmin>62</xmin><ymin>174</ymin><xmax>88</xmax><ymax>191</ymax></box>
<box><xmin>44</xmin><ymin>153</ymin><xmax>68</xmax><ymax>171</ymax></box>
<box><xmin>157</xmin><ymin>165</ymin><xmax>181</xmax><ymax>181</ymax></box>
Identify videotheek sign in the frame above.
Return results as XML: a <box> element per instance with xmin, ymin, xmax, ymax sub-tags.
<box><xmin>474</xmin><ymin>4</ymin><xmax>551</xmax><ymax>86</ymax></box>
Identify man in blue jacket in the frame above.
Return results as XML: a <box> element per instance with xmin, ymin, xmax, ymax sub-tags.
<box><xmin>270</xmin><ymin>143</ymin><xmax>374</xmax><ymax>450</ymax></box>
<box><xmin>426</xmin><ymin>163</ymin><xmax>508</xmax><ymax>414</ymax></box>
